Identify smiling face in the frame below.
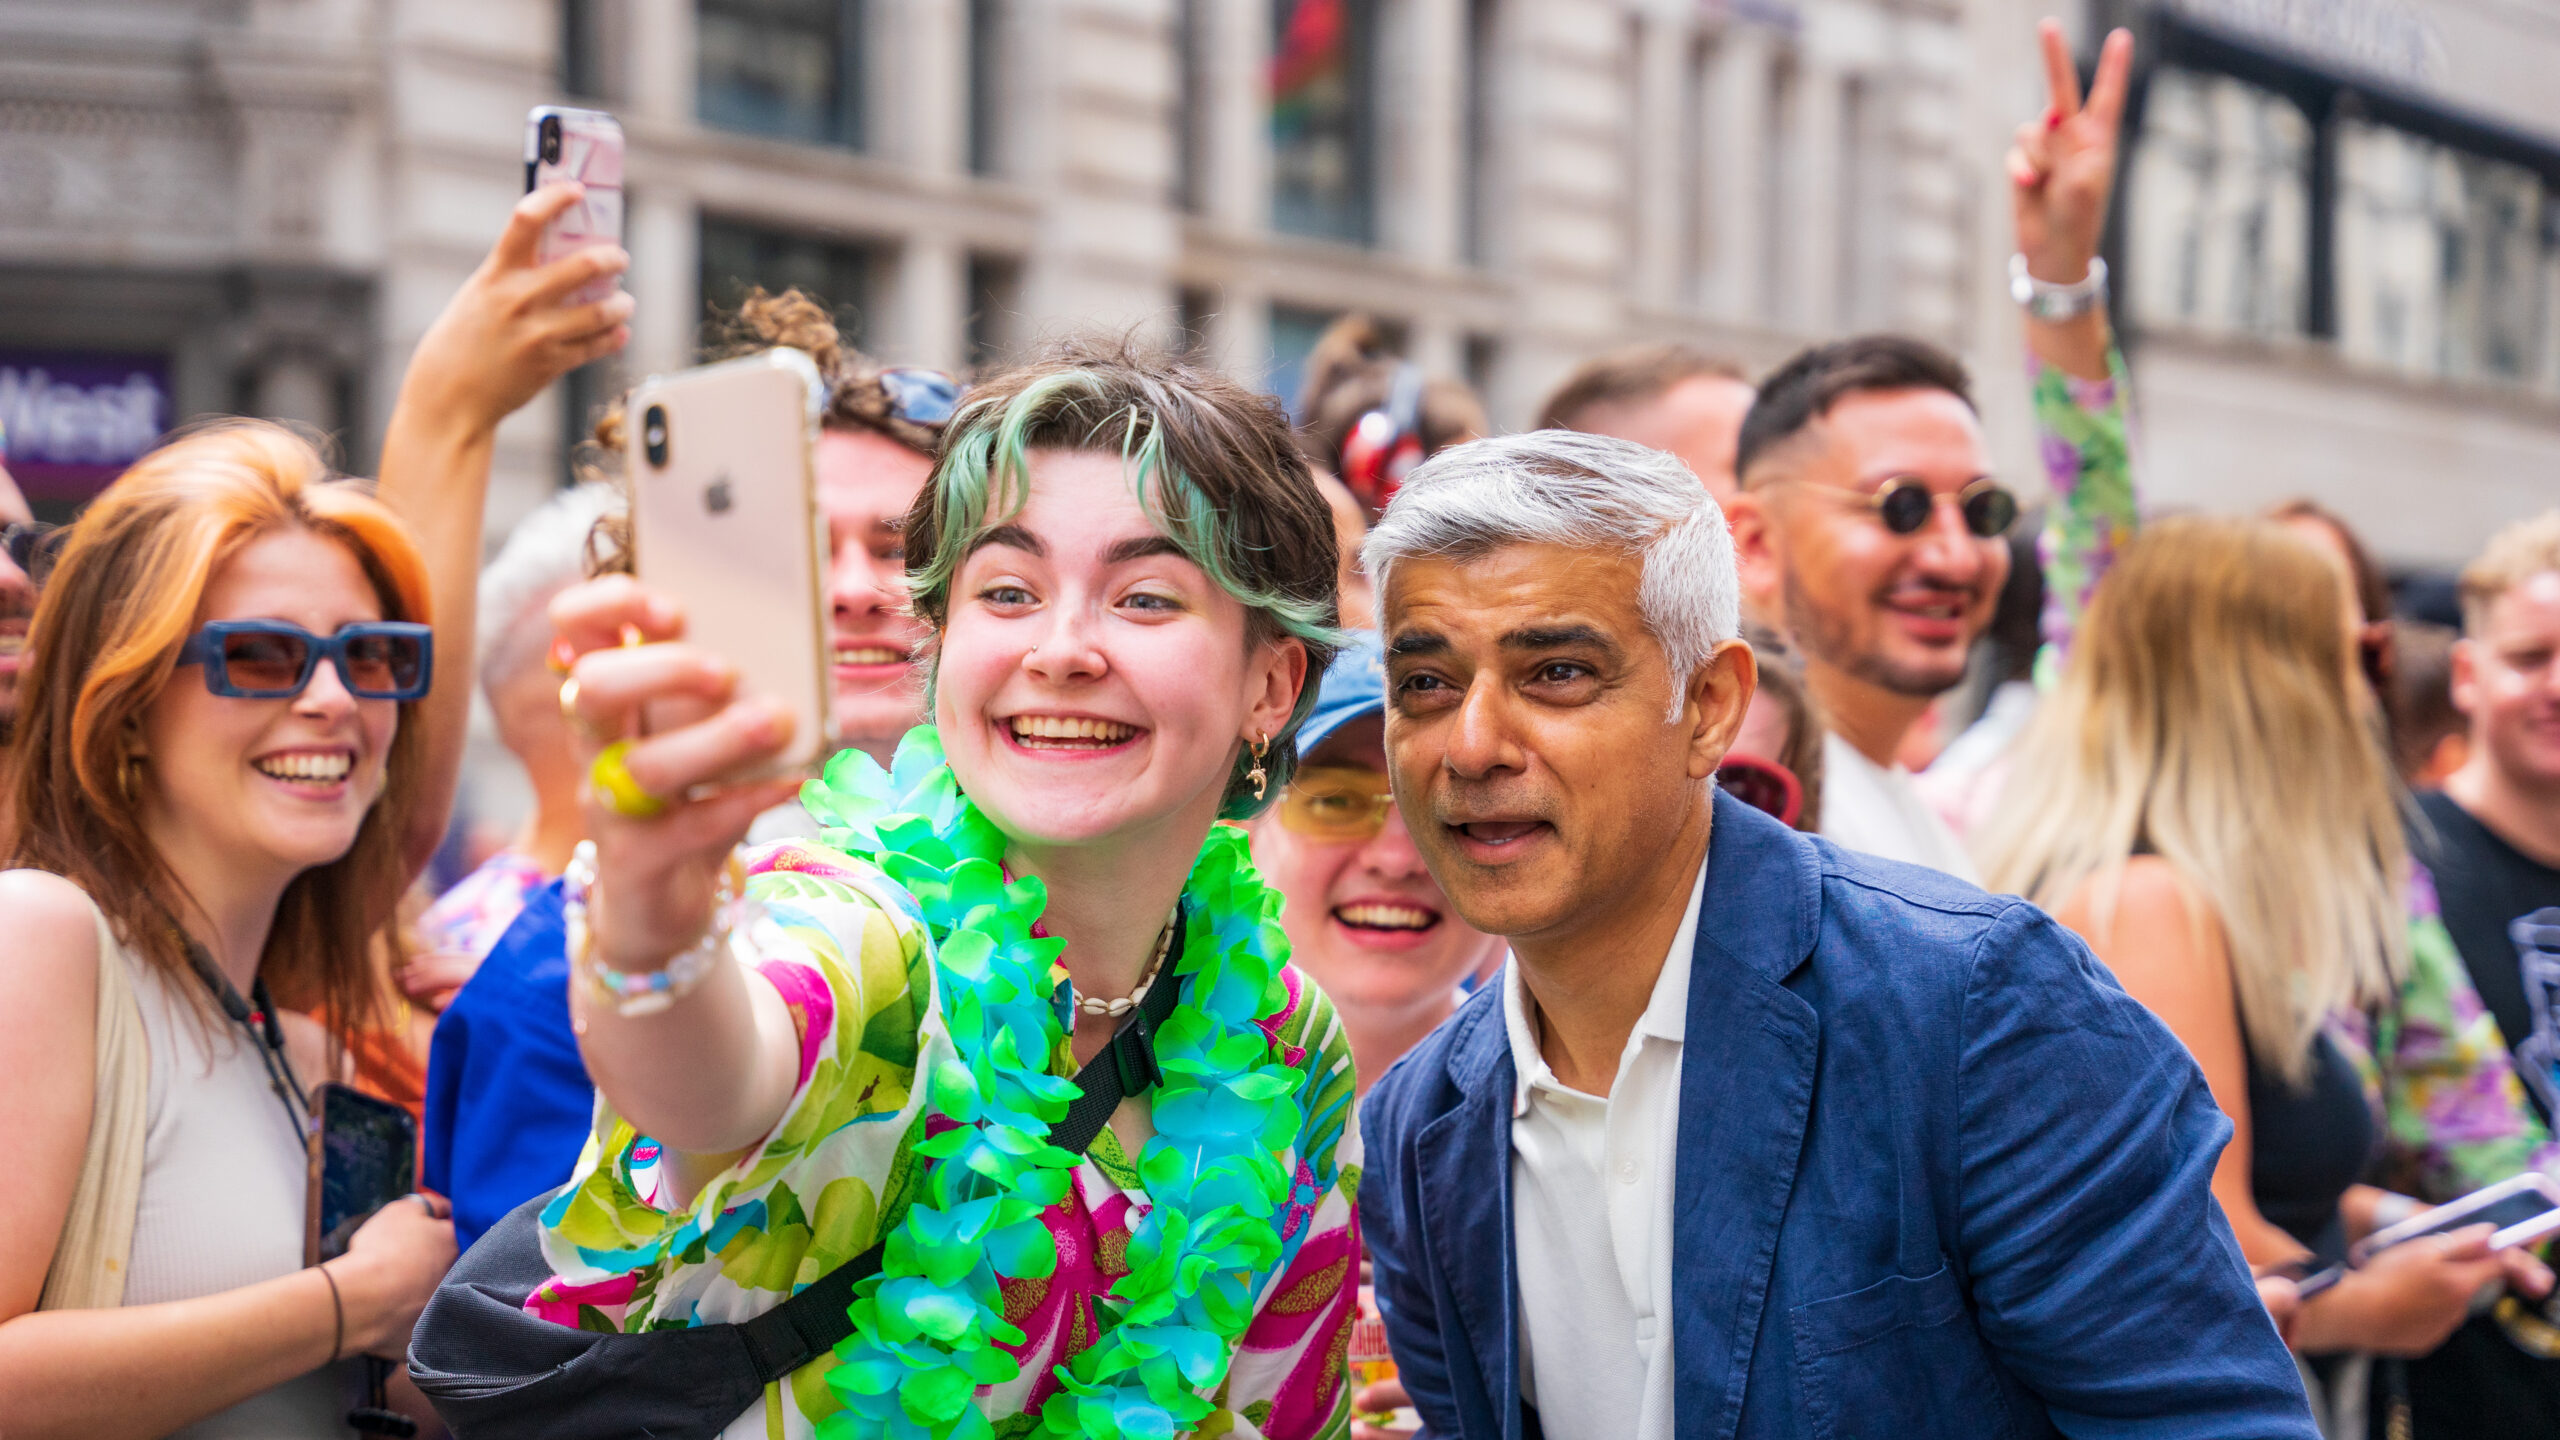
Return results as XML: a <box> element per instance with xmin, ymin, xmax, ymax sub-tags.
<box><xmin>1381</xmin><ymin>541</ymin><xmax>1749</xmax><ymax>944</ymax></box>
<box><xmin>1250</xmin><ymin>713</ymin><xmax>1505</xmax><ymax>1019</ymax></box>
<box><xmin>1731</xmin><ymin>388</ymin><xmax>2006</xmax><ymax>699</ymax></box>
<box><xmin>136</xmin><ymin>527</ymin><xmax>400</xmax><ymax>891</ymax></box>
<box><xmin>934</xmin><ymin>447</ymin><xmax>1305</xmax><ymax>852</ymax></box>
<box><xmin>2457</xmin><ymin>571</ymin><xmax>2560</xmax><ymax>792</ymax></box>
<box><xmin>818</xmin><ymin>427</ymin><xmax>934</xmax><ymax>750</ymax></box>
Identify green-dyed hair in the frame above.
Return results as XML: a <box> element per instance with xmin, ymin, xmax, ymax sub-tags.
<box><xmin>904</xmin><ymin>339</ymin><xmax>1344</xmax><ymax>819</ymax></box>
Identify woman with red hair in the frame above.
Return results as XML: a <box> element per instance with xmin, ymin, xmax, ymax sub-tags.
<box><xmin>0</xmin><ymin>176</ymin><xmax>623</xmax><ymax>1439</ymax></box>
<box><xmin>0</xmin><ymin>422</ymin><xmax>464</xmax><ymax>1437</ymax></box>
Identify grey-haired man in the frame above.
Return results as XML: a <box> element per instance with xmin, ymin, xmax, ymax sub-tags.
<box><xmin>1354</xmin><ymin>429</ymin><xmax>2312</xmax><ymax>1440</ymax></box>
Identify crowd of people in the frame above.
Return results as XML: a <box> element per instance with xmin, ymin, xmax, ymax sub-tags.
<box><xmin>5</xmin><ymin>17</ymin><xmax>2560</xmax><ymax>1440</ymax></box>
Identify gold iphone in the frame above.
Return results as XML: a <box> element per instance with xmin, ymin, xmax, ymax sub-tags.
<box><xmin>624</xmin><ymin>349</ymin><xmax>836</xmax><ymax>779</ymax></box>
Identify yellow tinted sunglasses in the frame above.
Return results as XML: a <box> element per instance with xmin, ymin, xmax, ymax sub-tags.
<box><xmin>1279</xmin><ymin>765</ymin><xmax>1398</xmax><ymax>843</ymax></box>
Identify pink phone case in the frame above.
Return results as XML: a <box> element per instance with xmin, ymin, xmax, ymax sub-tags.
<box><xmin>525</xmin><ymin>106</ymin><xmax>624</xmax><ymax>304</ymax></box>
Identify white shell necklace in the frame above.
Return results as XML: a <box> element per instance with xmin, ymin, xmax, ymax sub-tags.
<box><xmin>1069</xmin><ymin>906</ymin><xmax>1180</xmax><ymax>1018</ymax></box>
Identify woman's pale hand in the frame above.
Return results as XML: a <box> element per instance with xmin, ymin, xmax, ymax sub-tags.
<box><xmin>2301</xmin><ymin>1225</ymin><xmax>2509</xmax><ymax>1357</ymax></box>
<box><xmin>2252</xmin><ymin>1271</ymin><xmax>2301</xmax><ymax>1345</ymax></box>
<box><xmin>550</xmin><ymin>575</ymin><xmax>801</xmax><ymax>972</ymax></box>
<box><xmin>1350</xmin><ymin>1377</ymin><xmax>1418</xmax><ymax>1440</ymax></box>
<box><xmin>2499</xmin><ymin>1241</ymin><xmax>2555</xmax><ymax>1301</ymax></box>
<box><xmin>2007</xmin><ymin>20</ymin><xmax>2131</xmax><ymax>286</ymax></box>
<box><xmin>397</xmin><ymin>947</ymin><xmax>482</xmax><ymax>1011</ymax></box>
<box><xmin>334</xmin><ymin>1197</ymin><xmax>459</xmax><ymax>1360</ymax></box>
<box><xmin>397</xmin><ymin>184</ymin><xmax>632</xmax><ymax>437</ymax></box>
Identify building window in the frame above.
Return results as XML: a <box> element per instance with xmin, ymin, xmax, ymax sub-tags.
<box><xmin>2336</xmin><ymin>122</ymin><xmax>2555</xmax><ymax>386</ymax></box>
<box><xmin>1463</xmin><ymin>333</ymin><xmax>1500</xmax><ymax>404</ymax></box>
<box><xmin>561</xmin><ymin>0</ymin><xmax>610</xmax><ymax>99</ymax></box>
<box><xmin>964</xmin><ymin>254</ymin><xmax>1023</xmax><ymax>369</ymax></box>
<box><xmin>1173</xmin><ymin>0</ymin><xmax>1210</xmax><ymax>212</ymax></box>
<box><xmin>1268</xmin><ymin>302</ymin><xmax>1341</xmax><ymax>412</ymax></box>
<box><xmin>698</xmin><ymin>216</ymin><xmax>876</xmax><ymax>352</ymax></box>
<box><xmin>697</xmin><ymin>0</ymin><xmax>867</xmax><ymax>149</ymax></box>
<box><xmin>1679</xmin><ymin>32</ymin><xmax>1713</xmax><ymax>302</ymax></box>
<box><xmin>1761</xmin><ymin>47</ymin><xmax>1798</xmax><ymax>323</ymax></box>
<box><xmin>1460</xmin><ymin>0</ymin><xmax>1498</xmax><ymax>265</ymax></box>
<box><xmin>1836</xmin><ymin>73</ymin><xmax>1894</xmax><ymax>330</ymax></box>
<box><xmin>1176</xmin><ymin>287</ymin><xmax>1219</xmax><ymax>360</ymax></box>
<box><xmin>967</xmin><ymin>0</ymin><xmax>1008</xmax><ymax>177</ymax></box>
<box><xmin>1270</xmin><ymin>0</ymin><xmax>1379</xmax><ymax>245</ymax></box>
<box><xmin>2124</xmin><ymin>68</ymin><xmax>2312</xmax><ymax>341</ymax></box>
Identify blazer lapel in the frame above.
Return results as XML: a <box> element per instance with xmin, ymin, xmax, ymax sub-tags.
<box><xmin>1411</xmin><ymin>994</ymin><xmax>1524</xmax><ymax>1440</ymax></box>
<box><xmin>1672</xmin><ymin>791</ymin><xmax>1823</xmax><ymax>1440</ymax></box>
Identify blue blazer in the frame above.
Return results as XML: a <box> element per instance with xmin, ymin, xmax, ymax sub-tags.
<box><xmin>1358</xmin><ymin>792</ymin><xmax>2317</xmax><ymax>1440</ymax></box>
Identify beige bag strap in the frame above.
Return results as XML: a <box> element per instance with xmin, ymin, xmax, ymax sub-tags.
<box><xmin>37</xmin><ymin>885</ymin><xmax>151</xmax><ymax>1311</ymax></box>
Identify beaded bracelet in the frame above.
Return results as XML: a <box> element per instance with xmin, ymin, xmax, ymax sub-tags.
<box><xmin>562</xmin><ymin>840</ymin><xmax>744</xmax><ymax>1018</ymax></box>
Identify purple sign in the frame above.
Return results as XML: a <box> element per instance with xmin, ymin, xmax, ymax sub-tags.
<box><xmin>0</xmin><ymin>350</ymin><xmax>173</xmax><ymax>502</ymax></box>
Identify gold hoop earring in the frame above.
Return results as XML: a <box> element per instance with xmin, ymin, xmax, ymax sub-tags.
<box><xmin>1247</xmin><ymin>732</ymin><xmax>1271</xmax><ymax>802</ymax></box>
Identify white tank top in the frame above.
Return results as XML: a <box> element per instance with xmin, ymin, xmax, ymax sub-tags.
<box><xmin>121</xmin><ymin>959</ymin><xmax>354</xmax><ymax>1437</ymax></box>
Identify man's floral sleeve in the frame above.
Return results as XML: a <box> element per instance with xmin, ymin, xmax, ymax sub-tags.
<box><xmin>2031</xmin><ymin>350</ymin><xmax>2135</xmax><ymax>682</ymax></box>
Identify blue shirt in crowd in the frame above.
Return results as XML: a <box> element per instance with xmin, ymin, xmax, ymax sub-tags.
<box><xmin>421</xmin><ymin>880</ymin><xmax>593</xmax><ymax>1251</ymax></box>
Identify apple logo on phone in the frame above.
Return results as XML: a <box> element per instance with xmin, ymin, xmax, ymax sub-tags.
<box><xmin>704</xmin><ymin>475</ymin><xmax>734</xmax><ymax>515</ymax></box>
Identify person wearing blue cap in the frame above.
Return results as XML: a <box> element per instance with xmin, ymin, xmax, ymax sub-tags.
<box><xmin>1249</xmin><ymin>631</ymin><xmax>1505</xmax><ymax>1097</ymax></box>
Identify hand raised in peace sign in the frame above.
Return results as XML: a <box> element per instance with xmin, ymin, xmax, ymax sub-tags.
<box><xmin>2008</xmin><ymin>19</ymin><xmax>2134</xmax><ymax>285</ymax></box>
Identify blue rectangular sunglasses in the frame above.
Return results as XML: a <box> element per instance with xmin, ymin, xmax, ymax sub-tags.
<box><xmin>177</xmin><ymin>620</ymin><xmax>434</xmax><ymax>701</ymax></box>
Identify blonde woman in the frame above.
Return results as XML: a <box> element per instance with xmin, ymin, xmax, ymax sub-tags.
<box><xmin>1982</xmin><ymin>516</ymin><xmax>2547</xmax><ymax>1359</ymax></box>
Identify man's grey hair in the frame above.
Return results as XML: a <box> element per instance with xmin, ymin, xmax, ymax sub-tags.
<box><xmin>477</xmin><ymin>481</ymin><xmax>624</xmax><ymax>695</ymax></box>
<box><xmin>1362</xmin><ymin>430</ymin><xmax>1740</xmax><ymax>712</ymax></box>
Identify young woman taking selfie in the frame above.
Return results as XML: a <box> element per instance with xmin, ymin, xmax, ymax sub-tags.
<box><xmin>417</xmin><ymin>345</ymin><xmax>1362</xmax><ymax>1439</ymax></box>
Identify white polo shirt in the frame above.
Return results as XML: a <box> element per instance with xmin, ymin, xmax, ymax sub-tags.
<box><xmin>1503</xmin><ymin>855</ymin><xmax>1705</xmax><ymax>1440</ymax></box>
<box><xmin>1818</xmin><ymin>731</ymin><xmax>1981</xmax><ymax>884</ymax></box>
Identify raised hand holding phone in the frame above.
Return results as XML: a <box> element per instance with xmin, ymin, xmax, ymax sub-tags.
<box><xmin>526</xmin><ymin>107</ymin><xmax>625</xmax><ymax>305</ymax></box>
<box><xmin>374</xmin><ymin>182</ymin><xmax>634</xmax><ymax>883</ymax></box>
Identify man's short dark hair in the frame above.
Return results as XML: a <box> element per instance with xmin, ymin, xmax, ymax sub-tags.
<box><xmin>1734</xmin><ymin>335</ymin><xmax>1974</xmax><ymax>483</ymax></box>
<box><xmin>1535</xmin><ymin>344</ymin><xmax>1748</xmax><ymax>432</ymax></box>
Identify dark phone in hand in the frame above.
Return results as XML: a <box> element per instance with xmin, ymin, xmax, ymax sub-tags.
<box><xmin>305</xmin><ymin>1084</ymin><xmax>416</xmax><ymax>1265</ymax></box>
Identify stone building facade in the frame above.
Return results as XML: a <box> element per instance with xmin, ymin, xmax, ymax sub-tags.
<box><xmin>1</xmin><ymin>0</ymin><xmax>2554</xmax><ymax>571</ymax></box>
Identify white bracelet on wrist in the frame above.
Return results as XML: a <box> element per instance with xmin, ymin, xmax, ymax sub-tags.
<box><xmin>2009</xmin><ymin>252</ymin><xmax>2109</xmax><ymax>321</ymax></box>
<box><xmin>563</xmin><ymin>840</ymin><xmax>744</xmax><ymax>1019</ymax></box>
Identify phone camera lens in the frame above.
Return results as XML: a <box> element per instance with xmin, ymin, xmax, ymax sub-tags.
<box><xmin>538</xmin><ymin>115</ymin><xmax>563</xmax><ymax>165</ymax></box>
<box><xmin>641</xmin><ymin>405</ymin><xmax>670</xmax><ymax>468</ymax></box>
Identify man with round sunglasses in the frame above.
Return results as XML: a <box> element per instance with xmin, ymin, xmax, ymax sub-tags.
<box><xmin>1248</xmin><ymin>633</ymin><xmax>1508</xmax><ymax>1096</ymax></box>
<box><xmin>1724</xmin><ymin>20</ymin><xmax>2137</xmax><ymax>881</ymax></box>
<box><xmin>1723</xmin><ymin>338</ymin><xmax>2013</xmax><ymax>880</ymax></box>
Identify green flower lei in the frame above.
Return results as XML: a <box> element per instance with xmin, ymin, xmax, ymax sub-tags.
<box><xmin>803</xmin><ymin>728</ymin><xmax>1307</xmax><ymax>1440</ymax></box>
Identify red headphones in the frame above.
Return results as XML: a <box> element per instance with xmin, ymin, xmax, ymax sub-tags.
<box><xmin>1335</xmin><ymin>363</ymin><xmax>1426</xmax><ymax>514</ymax></box>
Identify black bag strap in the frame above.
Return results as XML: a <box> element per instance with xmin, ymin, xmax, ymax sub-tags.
<box><xmin>735</xmin><ymin>909</ymin><xmax>1189</xmax><ymax>1384</ymax></box>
